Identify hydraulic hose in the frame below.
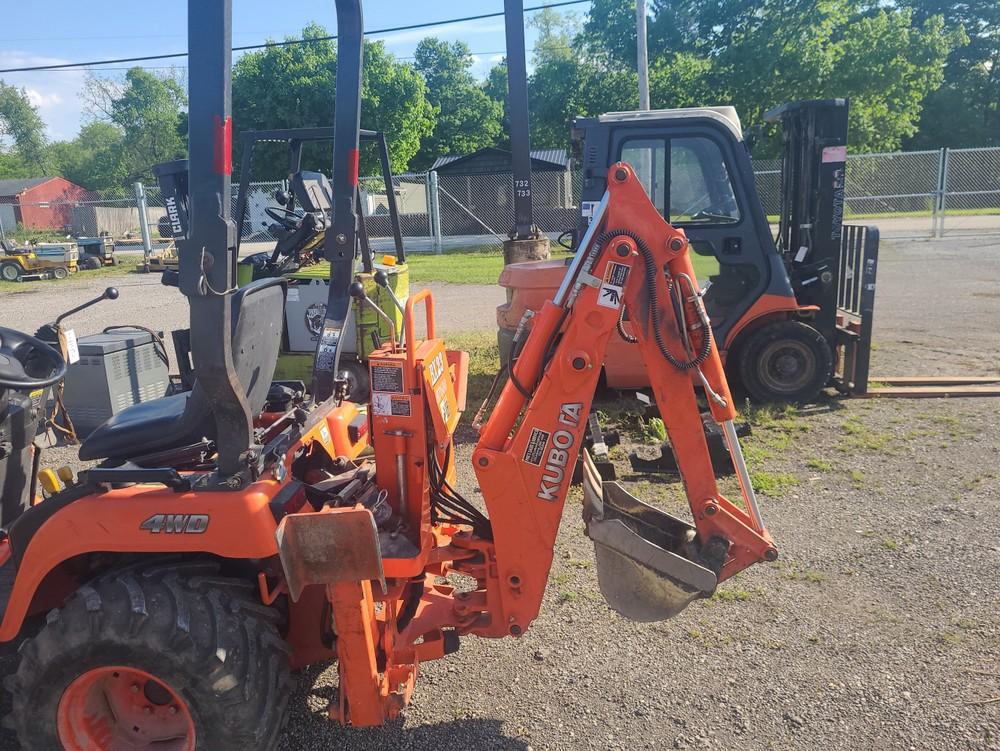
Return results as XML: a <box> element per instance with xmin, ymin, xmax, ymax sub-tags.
<box><xmin>600</xmin><ymin>229</ymin><xmax>712</xmax><ymax>371</ymax></box>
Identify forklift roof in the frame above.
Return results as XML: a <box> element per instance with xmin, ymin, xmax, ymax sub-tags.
<box><xmin>595</xmin><ymin>106</ymin><xmax>743</xmax><ymax>141</ymax></box>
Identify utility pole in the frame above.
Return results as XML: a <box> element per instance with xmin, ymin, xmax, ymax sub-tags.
<box><xmin>503</xmin><ymin>0</ymin><xmax>549</xmax><ymax>266</ymax></box>
<box><xmin>636</xmin><ymin>0</ymin><xmax>650</xmax><ymax>110</ymax></box>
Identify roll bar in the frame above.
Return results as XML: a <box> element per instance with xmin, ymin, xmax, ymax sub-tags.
<box><xmin>179</xmin><ymin>0</ymin><xmax>254</xmax><ymax>482</ymax></box>
<box><xmin>311</xmin><ymin>0</ymin><xmax>366</xmax><ymax>402</ymax></box>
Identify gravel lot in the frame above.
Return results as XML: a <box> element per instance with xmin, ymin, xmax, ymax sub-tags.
<box><xmin>0</xmin><ymin>235</ymin><xmax>997</xmax><ymax>750</ymax></box>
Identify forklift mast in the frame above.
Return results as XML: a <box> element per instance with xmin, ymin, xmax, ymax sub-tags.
<box><xmin>765</xmin><ymin>99</ymin><xmax>849</xmax><ymax>339</ymax></box>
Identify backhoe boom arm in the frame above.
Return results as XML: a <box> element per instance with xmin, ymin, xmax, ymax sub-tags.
<box><xmin>473</xmin><ymin>163</ymin><xmax>777</xmax><ymax>635</ymax></box>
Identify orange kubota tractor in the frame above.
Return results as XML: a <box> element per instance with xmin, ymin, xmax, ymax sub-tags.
<box><xmin>0</xmin><ymin>2</ymin><xmax>776</xmax><ymax>748</ymax></box>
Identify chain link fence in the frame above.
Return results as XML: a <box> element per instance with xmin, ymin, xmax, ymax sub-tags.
<box><xmin>2</xmin><ymin>147</ymin><xmax>997</xmax><ymax>248</ymax></box>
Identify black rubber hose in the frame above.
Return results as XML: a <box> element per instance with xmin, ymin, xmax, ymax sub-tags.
<box><xmin>600</xmin><ymin>229</ymin><xmax>711</xmax><ymax>371</ymax></box>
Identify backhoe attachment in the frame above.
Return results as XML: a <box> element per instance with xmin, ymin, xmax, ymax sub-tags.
<box><xmin>475</xmin><ymin>162</ymin><xmax>776</xmax><ymax>628</ymax></box>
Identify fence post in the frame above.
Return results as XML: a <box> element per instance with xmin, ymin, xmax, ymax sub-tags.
<box><xmin>133</xmin><ymin>182</ymin><xmax>153</xmax><ymax>270</ymax></box>
<box><xmin>427</xmin><ymin>171</ymin><xmax>442</xmax><ymax>253</ymax></box>
<box><xmin>937</xmin><ymin>148</ymin><xmax>950</xmax><ymax>238</ymax></box>
<box><xmin>933</xmin><ymin>148</ymin><xmax>946</xmax><ymax>238</ymax></box>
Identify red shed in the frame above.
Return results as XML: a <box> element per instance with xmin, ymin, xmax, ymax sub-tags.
<box><xmin>0</xmin><ymin>177</ymin><xmax>90</xmax><ymax>231</ymax></box>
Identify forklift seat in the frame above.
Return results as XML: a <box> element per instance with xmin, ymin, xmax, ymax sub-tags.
<box><xmin>79</xmin><ymin>277</ymin><xmax>287</xmax><ymax>462</ymax></box>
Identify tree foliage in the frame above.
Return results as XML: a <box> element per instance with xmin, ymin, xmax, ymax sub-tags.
<box><xmin>0</xmin><ymin>81</ymin><xmax>50</xmax><ymax>177</ymax></box>
<box><xmin>232</xmin><ymin>24</ymin><xmax>434</xmax><ymax>177</ymax></box>
<box><xmin>411</xmin><ymin>39</ymin><xmax>503</xmax><ymax>169</ymax></box>
<box><xmin>84</xmin><ymin>68</ymin><xmax>187</xmax><ymax>184</ymax></box>
<box><xmin>900</xmin><ymin>0</ymin><xmax>999</xmax><ymax>147</ymax></box>
<box><xmin>48</xmin><ymin>122</ymin><xmax>126</xmax><ymax>191</ymax></box>
<box><xmin>531</xmin><ymin>0</ymin><xmax>961</xmax><ymax>154</ymax></box>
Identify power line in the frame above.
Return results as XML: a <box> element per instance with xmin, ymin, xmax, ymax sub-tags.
<box><xmin>0</xmin><ymin>0</ymin><xmax>590</xmax><ymax>74</ymax></box>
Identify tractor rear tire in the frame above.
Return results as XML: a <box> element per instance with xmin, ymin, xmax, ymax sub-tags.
<box><xmin>5</xmin><ymin>559</ymin><xmax>292</xmax><ymax>751</ymax></box>
<box><xmin>0</xmin><ymin>262</ymin><xmax>22</xmax><ymax>283</ymax></box>
<box><xmin>738</xmin><ymin>321</ymin><xmax>833</xmax><ymax>404</ymax></box>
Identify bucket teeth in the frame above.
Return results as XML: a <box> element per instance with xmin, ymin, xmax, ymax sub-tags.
<box><xmin>581</xmin><ymin>450</ymin><xmax>718</xmax><ymax>621</ymax></box>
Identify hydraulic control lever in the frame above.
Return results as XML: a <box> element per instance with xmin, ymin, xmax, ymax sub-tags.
<box><xmin>372</xmin><ymin>268</ymin><xmax>406</xmax><ymax>318</ymax></box>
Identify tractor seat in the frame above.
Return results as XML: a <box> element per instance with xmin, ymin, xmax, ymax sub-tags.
<box><xmin>79</xmin><ymin>277</ymin><xmax>287</xmax><ymax>462</ymax></box>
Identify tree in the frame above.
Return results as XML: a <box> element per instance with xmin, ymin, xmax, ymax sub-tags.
<box><xmin>900</xmin><ymin>0</ymin><xmax>999</xmax><ymax>147</ymax></box>
<box><xmin>232</xmin><ymin>24</ymin><xmax>434</xmax><ymax>177</ymax></box>
<box><xmin>411</xmin><ymin>39</ymin><xmax>503</xmax><ymax>169</ymax></box>
<box><xmin>0</xmin><ymin>81</ymin><xmax>49</xmax><ymax>177</ymax></box>
<box><xmin>48</xmin><ymin>122</ymin><xmax>126</xmax><ymax>191</ymax></box>
<box><xmin>85</xmin><ymin>68</ymin><xmax>187</xmax><ymax>184</ymax></box>
<box><xmin>538</xmin><ymin>0</ymin><xmax>960</xmax><ymax>155</ymax></box>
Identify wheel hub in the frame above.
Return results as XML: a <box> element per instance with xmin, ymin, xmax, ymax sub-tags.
<box><xmin>757</xmin><ymin>340</ymin><xmax>815</xmax><ymax>394</ymax></box>
<box><xmin>57</xmin><ymin>666</ymin><xmax>195</xmax><ymax>751</ymax></box>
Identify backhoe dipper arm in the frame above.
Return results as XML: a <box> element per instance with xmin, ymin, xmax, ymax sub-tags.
<box><xmin>472</xmin><ymin>163</ymin><xmax>777</xmax><ymax>637</ymax></box>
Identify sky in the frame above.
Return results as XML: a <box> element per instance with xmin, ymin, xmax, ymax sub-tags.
<box><xmin>0</xmin><ymin>0</ymin><xmax>592</xmax><ymax>142</ymax></box>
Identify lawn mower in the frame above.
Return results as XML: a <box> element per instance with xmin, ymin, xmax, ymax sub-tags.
<box><xmin>0</xmin><ymin>2</ymin><xmax>776</xmax><ymax>748</ymax></box>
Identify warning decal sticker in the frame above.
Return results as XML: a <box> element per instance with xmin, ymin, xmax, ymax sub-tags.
<box><xmin>598</xmin><ymin>261</ymin><xmax>630</xmax><ymax>309</ymax></box>
<box><xmin>371</xmin><ymin>361</ymin><xmax>404</xmax><ymax>393</ymax></box>
<box><xmin>372</xmin><ymin>393</ymin><xmax>412</xmax><ymax>417</ymax></box>
<box><xmin>523</xmin><ymin>428</ymin><xmax>550</xmax><ymax>466</ymax></box>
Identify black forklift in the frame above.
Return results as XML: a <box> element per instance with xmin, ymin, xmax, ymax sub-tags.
<box><xmin>501</xmin><ymin>99</ymin><xmax>880</xmax><ymax>403</ymax></box>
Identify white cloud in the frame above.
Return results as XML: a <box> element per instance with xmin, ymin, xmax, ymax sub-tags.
<box><xmin>25</xmin><ymin>89</ymin><xmax>63</xmax><ymax>108</ymax></box>
<box><xmin>0</xmin><ymin>51</ymin><xmax>87</xmax><ymax>141</ymax></box>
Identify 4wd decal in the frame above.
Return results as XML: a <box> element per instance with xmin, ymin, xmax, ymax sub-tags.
<box><xmin>536</xmin><ymin>402</ymin><xmax>583</xmax><ymax>501</ymax></box>
<box><xmin>140</xmin><ymin>514</ymin><xmax>210</xmax><ymax>534</ymax></box>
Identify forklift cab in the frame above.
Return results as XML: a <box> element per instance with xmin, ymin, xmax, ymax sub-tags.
<box><xmin>501</xmin><ymin>99</ymin><xmax>878</xmax><ymax>402</ymax></box>
<box><xmin>573</xmin><ymin>107</ymin><xmax>792</xmax><ymax>346</ymax></box>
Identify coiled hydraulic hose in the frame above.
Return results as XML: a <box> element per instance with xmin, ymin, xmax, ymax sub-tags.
<box><xmin>600</xmin><ymin>229</ymin><xmax>712</xmax><ymax>371</ymax></box>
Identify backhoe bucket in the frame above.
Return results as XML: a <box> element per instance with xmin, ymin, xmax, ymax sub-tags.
<box><xmin>581</xmin><ymin>451</ymin><xmax>717</xmax><ymax>621</ymax></box>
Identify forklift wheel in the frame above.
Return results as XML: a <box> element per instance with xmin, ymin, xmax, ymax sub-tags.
<box><xmin>6</xmin><ymin>559</ymin><xmax>292</xmax><ymax>751</ymax></box>
<box><xmin>738</xmin><ymin>321</ymin><xmax>833</xmax><ymax>404</ymax></box>
<box><xmin>0</xmin><ymin>262</ymin><xmax>22</xmax><ymax>283</ymax></box>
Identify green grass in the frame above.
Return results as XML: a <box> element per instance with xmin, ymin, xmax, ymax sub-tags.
<box><xmin>0</xmin><ymin>256</ymin><xmax>144</xmax><ymax>292</ymax></box>
<box><xmin>750</xmin><ymin>470</ymin><xmax>799</xmax><ymax>495</ymax></box>
<box><xmin>806</xmin><ymin>457</ymin><xmax>834</xmax><ymax>471</ymax></box>
<box><xmin>443</xmin><ymin>330</ymin><xmax>500</xmax><ymax>422</ymax></box>
<box><xmin>5</xmin><ymin>225</ymin><xmax>71</xmax><ymax>244</ymax></box>
<box><xmin>405</xmin><ymin>247</ymin><xmax>720</xmax><ymax>285</ymax></box>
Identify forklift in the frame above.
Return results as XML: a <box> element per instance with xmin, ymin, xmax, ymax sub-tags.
<box><xmin>0</xmin><ymin>1</ymin><xmax>774</xmax><ymax>746</ymax></box>
<box><xmin>499</xmin><ymin>100</ymin><xmax>880</xmax><ymax>403</ymax></box>
<box><xmin>153</xmin><ymin>128</ymin><xmax>409</xmax><ymax>400</ymax></box>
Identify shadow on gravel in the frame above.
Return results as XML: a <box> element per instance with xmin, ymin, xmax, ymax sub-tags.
<box><xmin>276</xmin><ymin>663</ymin><xmax>530</xmax><ymax>751</ymax></box>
